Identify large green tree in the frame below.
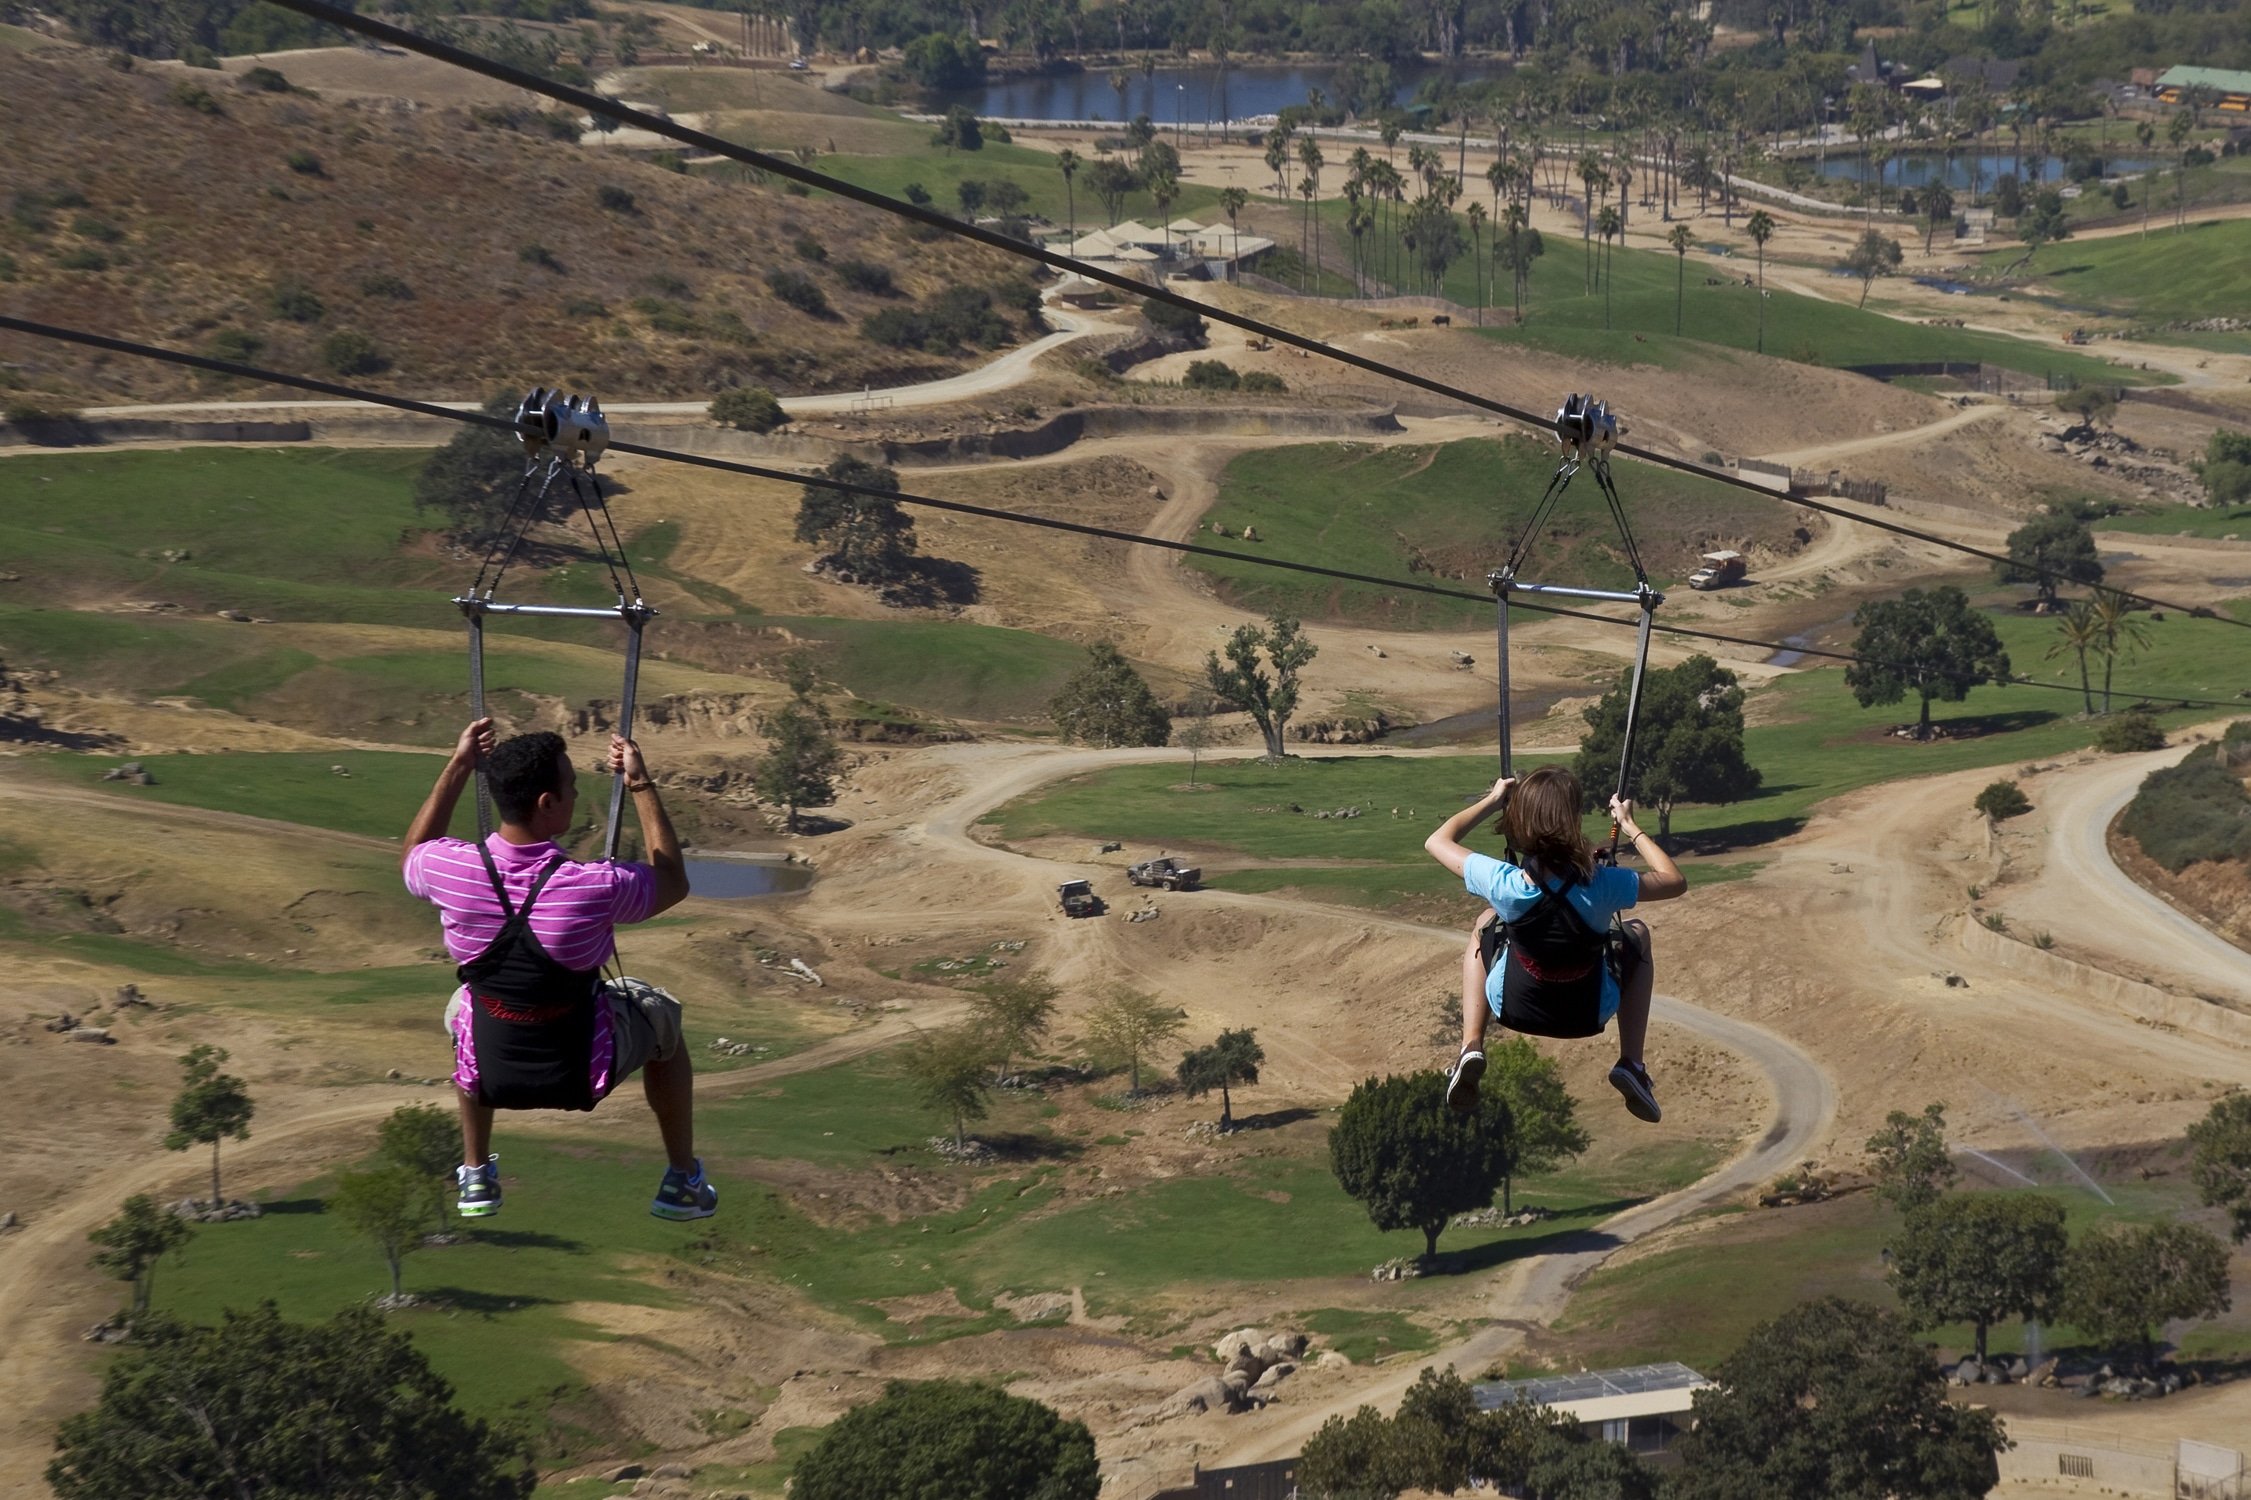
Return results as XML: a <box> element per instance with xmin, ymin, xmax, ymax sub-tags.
<box><xmin>164</xmin><ymin>1044</ymin><xmax>254</xmax><ymax>1208</ymax></box>
<box><xmin>413</xmin><ymin>391</ymin><xmax>558</xmax><ymax>545</ymax></box>
<box><xmin>2188</xmin><ymin>1091</ymin><xmax>2251</xmax><ymax>1243</ymax></box>
<box><xmin>47</xmin><ymin>1304</ymin><xmax>535</xmax><ymax>1500</ymax></box>
<box><xmin>331</xmin><ymin>1164</ymin><xmax>438</xmax><ymax>1301</ymax></box>
<box><xmin>1177</xmin><ymin>1027</ymin><xmax>1264</xmax><ymax>1130</ymax></box>
<box><xmin>1297</xmin><ymin>1372</ymin><xmax>1568</xmax><ymax>1498</ymax></box>
<box><xmin>1524</xmin><ymin>1428</ymin><xmax>1657</xmax><ymax>1500</ymax></box>
<box><xmin>1865</xmin><ymin>1102</ymin><xmax>1960</xmax><ymax>1215</ymax></box>
<box><xmin>1667</xmin><ymin>1298</ymin><xmax>2005</xmax><ymax>1500</ymax></box>
<box><xmin>969</xmin><ymin>971</ymin><xmax>1059</xmax><ymax>1085</ymax></box>
<box><xmin>1298</xmin><ymin>1405</ymin><xmax>1401</xmax><ymax>1500</ymax></box>
<box><xmin>754</xmin><ymin>654</ymin><xmax>843</xmax><ymax>833</ymax></box>
<box><xmin>1572</xmin><ymin>653</ymin><xmax>1761</xmax><ymax>839</ymax></box>
<box><xmin>1484</xmin><ymin>1038</ymin><xmax>1589</xmax><ymax>1216</ymax></box>
<box><xmin>1330</xmin><ymin>1071</ymin><xmax>1514</xmax><ymax>1260</ymax></box>
<box><xmin>1048</xmin><ymin>641</ymin><xmax>1171</xmax><ymax>747</ymax></box>
<box><xmin>378</xmin><ymin>1103</ymin><xmax>460</xmax><ymax>1239</ymax></box>
<box><xmin>910</xmin><ymin>1025</ymin><xmax>993</xmax><ymax>1149</ymax></box>
<box><xmin>1995</xmin><ymin>511</ymin><xmax>2104</xmax><ymax>607</ymax></box>
<box><xmin>1889</xmin><ymin>1193</ymin><xmax>2067</xmax><ymax>1363</ymax></box>
<box><xmin>1205</xmin><ymin>614</ymin><xmax>1317</xmax><ymax>759</ymax></box>
<box><xmin>86</xmin><ymin>1194</ymin><xmax>195</xmax><ymax>1318</ymax></box>
<box><xmin>790</xmin><ymin>1379</ymin><xmax>1097</xmax><ymax>1500</ymax></box>
<box><xmin>795</xmin><ymin>456</ymin><xmax>920</xmax><ymax>588</ymax></box>
<box><xmin>1080</xmin><ymin>987</ymin><xmax>1185</xmax><ymax>1095</ymax></box>
<box><xmin>1841</xmin><ymin>226</ymin><xmax>1902</xmax><ymax>307</ymax></box>
<box><xmin>2063</xmin><ymin>1221</ymin><xmax>2234</xmax><ymax>1366</ymax></box>
<box><xmin>1844</xmin><ymin>588</ymin><xmax>2011</xmax><ymax>741</ymax></box>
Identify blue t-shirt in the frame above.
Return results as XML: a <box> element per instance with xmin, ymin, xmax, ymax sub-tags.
<box><xmin>1463</xmin><ymin>852</ymin><xmax>1639</xmax><ymax>1012</ymax></box>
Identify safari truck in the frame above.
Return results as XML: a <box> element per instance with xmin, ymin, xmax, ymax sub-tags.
<box><xmin>1687</xmin><ymin>550</ymin><xmax>1747</xmax><ymax>590</ymax></box>
<box><xmin>1127</xmin><ymin>855</ymin><xmax>1202</xmax><ymax>892</ymax></box>
<box><xmin>1058</xmin><ymin>879</ymin><xmax>1104</xmax><ymax>918</ymax></box>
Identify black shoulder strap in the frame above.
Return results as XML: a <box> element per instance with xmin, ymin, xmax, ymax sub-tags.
<box><xmin>473</xmin><ymin>839</ymin><xmax>515</xmax><ymax>920</ymax></box>
<box><xmin>512</xmin><ymin>854</ymin><xmax>571</xmax><ymax>922</ymax></box>
<box><xmin>1520</xmin><ymin>877</ymin><xmax>1604</xmax><ymax>944</ymax></box>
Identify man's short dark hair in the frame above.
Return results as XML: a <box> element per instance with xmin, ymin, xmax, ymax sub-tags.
<box><xmin>487</xmin><ymin>732</ymin><xmax>569</xmax><ymax>824</ymax></box>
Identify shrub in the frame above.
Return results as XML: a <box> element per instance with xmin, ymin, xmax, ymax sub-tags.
<box><xmin>0</xmin><ymin>252</ymin><xmax>15</xmax><ymax>281</ymax></box>
<box><xmin>71</xmin><ymin>215</ymin><xmax>122</xmax><ymax>243</ymax></box>
<box><xmin>241</xmin><ymin>65</ymin><xmax>292</xmax><ymax>92</ymax></box>
<box><xmin>359</xmin><ymin>272</ymin><xmax>412</xmax><ymax>300</ymax></box>
<box><xmin>2094</xmin><ymin>709</ymin><xmax>2165</xmax><ymax>754</ymax></box>
<box><xmin>285</xmin><ymin>149</ymin><xmax>323</xmax><ymax>176</ymax></box>
<box><xmin>1241</xmin><ymin>370</ymin><xmax>1287</xmax><ymax>394</ymax></box>
<box><xmin>642</xmin><ymin>271</ymin><xmax>693</xmax><ymax>300</ymax></box>
<box><xmin>518</xmin><ymin>243</ymin><xmax>563</xmax><ymax>271</ymax></box>
<box><xmin>2118</xmin><ymin>744</ymin><xmax>2251</xmax><ymax>872</ymax></box>
<box><xmin>1973</xmin><ymin>779</ymin><xmax>2032</xmax><ymax>820</ymax></box>
<box><xmin>180</xmin><ymin>42</ymin><xmax>220</xmax><ymax>68</ymax></box>
<box><xmin>320</xmin><ymin>330</ymin><xmax>388</xmax><ymax>376</ymax></box>
<box><xmin>792</xmin><ymin>233</ymin><xmax>828</xmax><ymax>262</ymax></box>
<box><xmin>766</xmin><ymin>268</ymin><xmax>832</xmax><ymax>317</ymax></box>
<box><xmin>860</xmin><ymin>307</ymin><xmax>930</xmax><ymax>349</ymax></box>
<box><xmin>1182</xmin><ymin>359</ymin><xmax>1240</xmax><ymax>391</ymax></box>
<box><xmin>633</xmin><ymin>298</ymin><xmax>699</xmax><ymax>336</ymax></box>
<box><xmin>206</xmin><ymin>329</ymin><xmax>264</xmax><ymax>363</ymax></box>
<box><xmin>57</xmin><ymin>248</ymin><xmax>109</xmax><ymax>271</ymax></box>
<box><xmin>704</xmin><ymin>310</ymin><xmax>759</xmax><ymax>346</ymax></box>
<box><xmin>710</xmin><ymin>386</ymin><xmax>785</xmax><ymax>432</ymax></box>
<box><xmin>170</xmin><ymin>82</ymin><xmax>223</xmax><ymax>115</ymax></box>
<box><xmin>270</xmin><ymin>279</ymin><xmax>325</xmax><ymax>323</ymax></box>
<box><xmin>562</xmin><ymin>297</ymin><xmax>610</xmax><ymax>318</ymax></box>
<box><xmin>835</xmin><ymin>259</ymin><xmax>896</xmax><ymax>296</ymax></box>
<box><xmin>595</xmin><ymin>184</ymin><xmax>637</xmax><ymax>214</ymax></box>
<box><xmin>1142</xmin><ymin>296</ymin><xmax>1206</xmax><ymax>344</ymax></box>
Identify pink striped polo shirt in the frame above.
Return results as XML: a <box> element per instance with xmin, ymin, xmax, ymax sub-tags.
<box><xmin>405</xmin><ymin>834</ymin><xmax>657</xmax><ymax>1100</ymax></box>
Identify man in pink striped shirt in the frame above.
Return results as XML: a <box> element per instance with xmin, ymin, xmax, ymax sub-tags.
<box><xmin>403</xmin><ymin>719</ymin><xmax>715</xmax><ymax>1221</ymax></box>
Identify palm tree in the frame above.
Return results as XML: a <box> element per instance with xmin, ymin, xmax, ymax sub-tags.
<box><xmin>1298</xmin><ymin>136</ymin><xmax>1325</xmax><ymax>285</ymax></box>
<box><xmin>1921</xmin><ymin>183</ymin><xmax>1954</xmax><ymax>256</ymax></box>
<box><xmin>1466</xmin><ymin>200</ymin><xmax>1487</xmax><ymax>322</ymax></box>
<box><xmin>2048</xmin><ymin>603</ymin><xmax>2102</xmax><ymax>715</ymax></box>
<box><xmin>1595</xmin><ymin>204</ymin><xmax>1620</xmax><ymax>328</ymax></box>
<box><xmin>1109</xmin><ymin>68</ymin><xmax>1130</xmax><ymax>124</ymax></box>
<box><xmin>1297</xmin><ymin>174</ymin><xmax>1317</xmax><ymax>289</ymax></box>
<box><xmin>1055</xmin><ymin>147</ymin><xmax>1080</xmax><ymax>244</ymax></box>
<box><xmin>2090</xmin><ymin>593</ymin><xmax>2152</xmax><ymax>714</ymax></box>
<box><xmin>1745</xmin><ymin>209</ymin><xmax>1775</xmax><ymax>355</ymax></box>
<box><xmin>2169</xmin><ymin>107</ymin><xmax>2195</xmax><ymax>233</ymax></box>
<box><xmin>1503</xmin><ymin>201</ymin><xmax>1528</xmax><ymax>318</ymax></box>
<box><xmin>2135</xmin><ymin>118</ymin><xmax>2156</xmax><ymax>237</ymax></box>
<box><xmin>1219</xmin><ymin>185</ymin><xmax>1248</xmax><ymax>280</ymax></box>
<box><xmin>1667</xmin><ymin>222</ymin><xmax>1693</xmax><ymax>335</ymax></box>
<box><xmin>1577</xmin><ymin>155</ymin><xmax>1608</xmax><ymax>293</ymax></box>
<box><xmin>1347</xmin><ymin>199</ymin><xmax>1376</xmax><ymax>296</ymax></box>
<box><xmin>1265</xmin><ymin>128</ymin><xmax>1291</xmax><ymax>206</ymax></box>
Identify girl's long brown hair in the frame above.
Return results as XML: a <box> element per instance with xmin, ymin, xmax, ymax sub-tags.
<box><xmin>1500</xmin><ymin>765</ymin><xmax>1594</xmax><ymax>882</ymax></box>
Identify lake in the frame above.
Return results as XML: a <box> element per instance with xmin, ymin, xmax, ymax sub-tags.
<box><xmin>1811</xmin><ymin>151</ymin><xmax>2159</xmax><ymax>192</ymax></box>
<box><xmin>683</xmin><ymin>854</ymin><xmax>814</xmax><ymax>899</ymax></box>
<box><xmin>937</xmin><ymin>61</ymin><xmax>1508</xmax><ymax>125</ymax></box>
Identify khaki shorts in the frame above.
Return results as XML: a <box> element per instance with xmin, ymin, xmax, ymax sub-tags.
<box><xmin>443</xmin><ymin>977</ymin><xmax>683</xmax><ymax>1098</ymax></box>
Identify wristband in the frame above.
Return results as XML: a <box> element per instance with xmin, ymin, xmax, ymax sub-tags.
<box><xmin>625</xmin><ymin>778</ymin><xmax>655</xmax><ymax>794</ymax></box>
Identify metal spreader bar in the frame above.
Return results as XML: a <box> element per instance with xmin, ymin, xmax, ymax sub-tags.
<box><xmin>455</xmin><ymin>388</ymin><xmax>655</xmax><ymax>861</ymax></box>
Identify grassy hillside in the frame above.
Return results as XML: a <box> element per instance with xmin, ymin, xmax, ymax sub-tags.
<box><xmin>0</xmin><ymin>49</ymin><xmax>1039</xmax><ymax>404</ymax></box>
<box><xmin>1281</xmin><ymin>197</ymin><xmax>2166</xmax><ymax>387</ymax></box>
<box><xmin>812</xmin><ymin>137</ymin><xmax>1224</xmax><ymax>233</ymax></box>
<box><xmin>1191</xmin><ymin>435</ymin><xmax>1807</xmax><ymax>629</ymax></box>
<box><xmin>2012</xmin><ymin>217</ymin><xmax>2251</xmax><ymax>327</ymax></box>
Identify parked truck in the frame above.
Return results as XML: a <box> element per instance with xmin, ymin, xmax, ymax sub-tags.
<box><xmin>1687</xmin><ymin>550</ymin><xmax>1748</xmax><ymax>590</ymax></box>
<box><xmin>1127</xmin><ymin>855</ymin><xmax>1202</xmax><ymax>892</ymax></box>
<box><xmin>1058</xmin><ymin>879</ymin><xmax>1104</xmax><ymax>918</ymax></box>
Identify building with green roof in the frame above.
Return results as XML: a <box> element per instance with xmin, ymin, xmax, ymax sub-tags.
<box><xmin>2155</xmin><ymin>66</ymin><xmax>2251</xmax><ymax>111</ymax></box>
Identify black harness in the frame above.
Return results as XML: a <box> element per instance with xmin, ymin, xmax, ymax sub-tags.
<box><xmin>1478</xmin><ymin>868</ymin><xmax>1634</xmax><ymax>1040</ymax></box>
<box><xmin>456</xmin><ymin>844</ymin><xmax>603</xmax><ymax>1112</ymax></box>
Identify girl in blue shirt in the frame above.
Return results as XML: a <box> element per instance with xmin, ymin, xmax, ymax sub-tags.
<box><xmin>1424</xmin><ymin>765</ymin><xmax>1687</xmax><ymax>1122</ymax></box>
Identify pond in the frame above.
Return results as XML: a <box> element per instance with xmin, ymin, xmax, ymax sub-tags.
<box><xmin>1809</xmin><ymin>151</ymin><xmax>2159</xmax><ymax>192</ymax></box>
<box><xmin>936</xmin><ymin>61</ymin><xmax>1508</xmax><ymax>126</ymax></box>
<box><xmin>683</xmin><ymin>854</ymin><xmax>814</xmax><ymax>899</ymax></box>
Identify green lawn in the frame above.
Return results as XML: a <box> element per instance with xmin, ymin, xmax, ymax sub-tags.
<box><xmin>987</xmin><ymin>600</ymin><xmax>2251</xmax><ymax>880</ymax></box>
<box><xmin>2096</xmin><ymin>500</ymin><xmax>2251</xmax><ymax>540</ymax></box>
<box><xmin>762</xmin><ymin>614</ymin><xmax>1092</xmax><ymax>723</ymax></box>
<box><xmin>2013</xmin><ymin>218</ymin><xmax>2251</xmax><ymax>326</ymax></box>
<box><xmin>1280</xmin><ymin>196</ymin><xmax>2165</xmax><ymax>386</ymax></box>
<box><xmin>1191</xmin><ymin>436</ymin><xmax>1799</xmax><ymax>628</ymax></box>
<box><xmin>25</xmin><ymin>750</ymin><xmax>496</xmax><ymax>841</ymax></box>
<box><xmin>812</xmin><ymin>139</ymin><xmax>1222</xmax><ymax>232</ymax></box>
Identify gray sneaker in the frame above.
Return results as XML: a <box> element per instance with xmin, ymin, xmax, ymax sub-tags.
<box><xmin>651</xmin><ymin>1159</ymin><xmax>717</xmax><ymax>1221</ymax></box>
<box><xmin>1609</xmin><ymin>1061</ymin><xmax>1661</xmax><ymax>1124</ymax></box>
<box><xmin>455</xmin><ymin>1155</ymin><xmax>501</xmax><ymax>1218</ymax></box>
<box><xmin>1445</xmin><ymin>1047</ymin><xmax>1487</xmax><ymax>1115</ymax></box>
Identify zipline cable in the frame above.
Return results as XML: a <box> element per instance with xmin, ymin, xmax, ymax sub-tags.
<box><xmin>3</xmin><ymin>314</ymin><xmax>2245</xmax><ymax>715</ymax></box>
<box><xmin>238</xmin><ymin>0</ymin><xmax>2241</xmax><ymax>628</ymax></box>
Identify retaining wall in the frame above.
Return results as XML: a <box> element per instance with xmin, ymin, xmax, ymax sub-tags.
<box><xmin>1957</xmin><ymin>920</ymin><xmax>2251</xmax><ymax>1048</ymax></box>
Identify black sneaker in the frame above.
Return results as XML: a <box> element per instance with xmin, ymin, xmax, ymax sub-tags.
<box><xmin>455</xmin><ymin>1155</ymin><xmax>501</xmax><ymax>1218</ymax></box>
<box><xmin>651</xmin><ymin>1159</ymin><xmax>717</xmax><ymax>1221</ymax></box>
<box><xmin>1445</xmin><ymin>1047</ymin><xmax>1487</xmax><ymax>1115</ymax></box>
<box><xmin>1609</xmin><ymin>1061</ymin><xmax>1662</xmax><ymax>1124</ymax></box>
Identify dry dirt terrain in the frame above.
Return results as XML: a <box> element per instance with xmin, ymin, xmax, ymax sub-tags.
<box><xmin>5</xmin><ymin>52</ymin><xmax>2251</xmax><ymax>1500</ymax></box>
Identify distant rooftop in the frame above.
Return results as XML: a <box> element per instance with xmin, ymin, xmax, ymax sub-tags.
<box><xmin>2156</xmin><ymin>65</ymin><xmax>2251</xmax><ymax>96</ymax></box>
<box><xmin>1476</xmin><ymin>1363</ymin><xmax>1709</xmax><ymax>1413</ymax></box>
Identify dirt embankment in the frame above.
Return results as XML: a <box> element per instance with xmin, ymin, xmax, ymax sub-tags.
<box><xmin>2108</xmin><ymin>831</ymin><xmax>2251</xmax><ymax>953</ymax></box>
<box><xmin>0</xmin><ymin>48</ymin><xmax>1036</xmax><ymax>405</ymax></box>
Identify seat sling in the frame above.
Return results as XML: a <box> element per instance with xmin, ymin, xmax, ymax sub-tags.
<box><xmin>457</xmin><ymin>845</ymin><xmax>603</xmax><ymax>1112</ymax></box>
<box><xmin>1479</xmin><ymin>872</ymin><xmax>1623</xmax><ymax>1041</ymax></box>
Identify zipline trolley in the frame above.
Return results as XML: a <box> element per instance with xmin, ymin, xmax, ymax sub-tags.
<box><xmin>456</xmin><ymin>387</ymin><xmax>652</xmax><ymax>860</ymax></box>
<box><xmin>1490</xmin><ymin>394</ymin><xmax>1663</xmax><ymax>861</ymax></box>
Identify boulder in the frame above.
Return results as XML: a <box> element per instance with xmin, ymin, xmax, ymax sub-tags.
<box><xmin>1250</xmin><ymin>1362</ymin><xmax>1295</xmax><ymax>1392</ymax></box>
<box><xmin>66</xmin><ymin>1027</ymin><xmax>115</xmax><ymax>1044</ymax></box>
<box><xmin>1950</xmin><ymin>1357</ymin><xmax>1982</xmax><ymax>1386</ymax></box>
<box><xmin>1226</xmin><ymin>1348</ymin><xmax>1267</xmax><ymax>1382</ymax></box>
<box><xmin>601</xmin><ymin>1464</ymin><xmax>646</xmax><ymax>1483</ymax></box>
<box><xmin>1271</xmin><ymin>1331</ymin><xmax>1309</xmax><ymax>1358</ymax></box>
<box><xmin>1317</xmin><ymin>1349</ymin><xmax>1351</xmax><ymax>1369</ymax></box>
<box><xmin>1164</xmin><ymin>1376</ymin><xmax>1241</xmax><ymax>1416</ymax></box>
<box><xmin>1213</xmin><ymin>1328</ymin><xmax>1268</xmax><ymax>1363</ymax></box>
<box><xmin>1</xmin><ymin>1210</ymin><xmax>17</xmax><ymax>1231</ymax></box>
<box><xmin>650</xmin><ymin>1463</ymin><xmax>694</xmax><ymax>1479</ymax></box>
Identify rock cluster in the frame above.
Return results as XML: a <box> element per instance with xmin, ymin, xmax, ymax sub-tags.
<box><xmin>707</xmin><ymin>1036</ymin><xmax>769</xmax><ymax>1058</ymax></box>
<box><xmin>169</xmin><ymin>1198</ymin><xmax>263</xmax><ymax>1224</ymax></box>
<box><xmin>1371</xmin><ymin>1257</ymin><xmax>1424</xmax><ymax>1282</ymax></box>
<box><xmin>1159</xmin><ymin>1329</ymin><xmax>1311</xmax><ymax>1415</ymax></box>
<box><xmin>1450</xmin><ymin>1205</ymin><xmax>1554</xmax><ymax>1230</ymax></box>
<box><xmin>927</xmin><ymin>1136</ymin><xmax>995</xmax><ymax>1163</ymax></box>
<box><xmin>101</xmin><ymin>761</ymin><xmax>157</xmax><ymax>786</ymax></box>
